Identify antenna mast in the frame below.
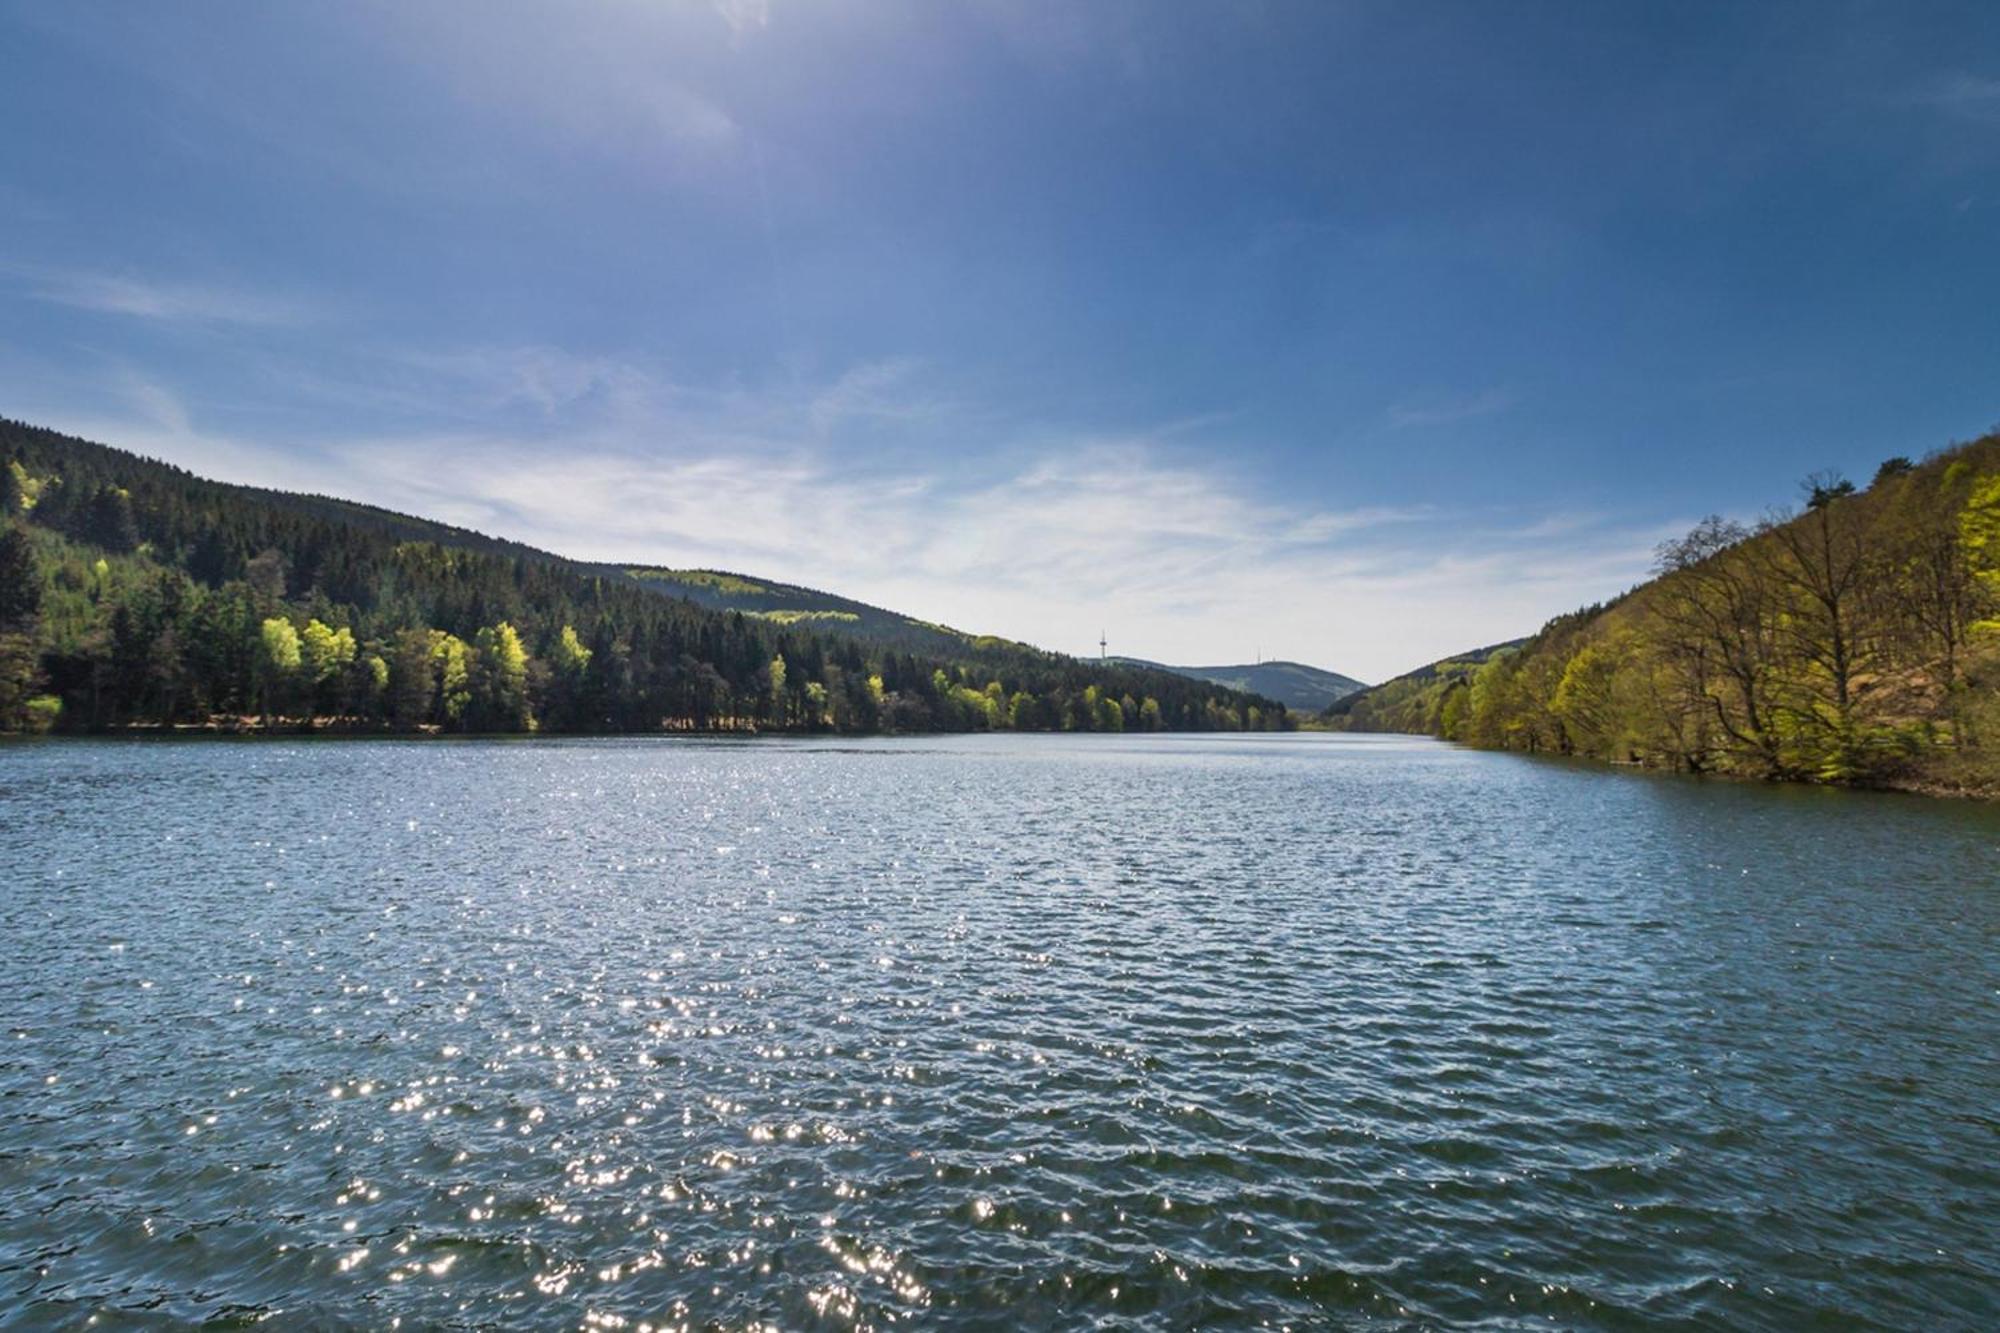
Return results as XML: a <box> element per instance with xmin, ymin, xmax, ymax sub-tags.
<box><xmin>1099</xmin><ymin>630</ymin><xmax>1107</xmax><ymax>661</ymax></box>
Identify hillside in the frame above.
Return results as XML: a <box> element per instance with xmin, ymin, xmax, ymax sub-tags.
<box><xmin>1111</xmin><ymin>657</ymin><xmax>1367</xmax><ymax>711</ymax></box>
<box><xmin>0</xmin><ymin>418</ymin><xmax>1288</xmax><ymax>735</ymax></box>
<box><xmin>617</xmin><ymin>566</ymin><xmax>1037</xmax><ymax>661</ymax></box>
<box><xmin>1330</xmin><ymin>432</ymin><xmax>2000</xmax><ymax>795</ymax></box>
<box><xmin>1320</xmin><ymin>639</ymin><xmax>1527</xmax><ymax>733</ymax></box>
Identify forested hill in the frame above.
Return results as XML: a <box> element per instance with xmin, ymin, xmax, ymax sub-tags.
<box><xmin>1110</xmin><ymin>657</ymin><xmax>1368</xmax><ymax>711</ymax></box>
<box><xmin>1329</xmin><ymin>432</ymin><xmax>2000</xmax><ymax>795</ymax></box>
<box><xmin>616</xmin><ymin>566</ymin><xmax>1034</xmax><ymax>660</ymax></box>
<box><xmin>0</xmin><ymin>418</ymin><xmax>1288</xmax><ymax>735</ymax></box>
<box><xmin>1321</xmin><ymin>639</ymin><xmax>1526</xmax><ymax>733</ymax></box>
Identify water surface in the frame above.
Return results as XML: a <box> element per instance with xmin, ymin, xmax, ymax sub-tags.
<box><xmin>1</xmin><ymin>734</ymin><xmax>1995</xmax><ymax>1328</ymax></box>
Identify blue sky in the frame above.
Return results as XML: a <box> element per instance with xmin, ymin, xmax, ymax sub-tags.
<box><xmin>3</xmin><ymin>1</ymin><xmax>1997</xmax><ymax>680</ymax></box>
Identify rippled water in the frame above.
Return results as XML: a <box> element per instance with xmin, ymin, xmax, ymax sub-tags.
<box><xmin>1</xmin><ymin>734</ymin><xmax>1996</xmax><ymax>1329</ymax></box>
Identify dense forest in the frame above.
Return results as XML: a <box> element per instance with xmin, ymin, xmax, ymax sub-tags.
<box><xmin>615</xmin><ymin>565</ymin><xmax>1045</xmax><ymax>661</ymax></box>
<box><xmin>1329</xmin><ymin>432</ymin><xmax>2000</xmax><ymax>794</ymax></box>
<box><xmin>0</xmin><ymin>419</ymin><xmax>1288</xmax><ymax>736</ymax></box>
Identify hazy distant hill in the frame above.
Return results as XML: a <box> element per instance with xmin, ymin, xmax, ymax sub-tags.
<box><xmin>1109</xmin><ymin>657</ymin><xmax>1367</xmax><ymax>711</ymax></box>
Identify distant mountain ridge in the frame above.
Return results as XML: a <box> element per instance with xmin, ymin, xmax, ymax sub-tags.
<box><xmin>1109</xmin><ymin>657</ymin><xmax>1367</xmax><ymax>711</ymax></box>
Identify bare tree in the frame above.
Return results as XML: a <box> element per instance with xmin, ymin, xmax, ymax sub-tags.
<box><xmin>1757</xmin><ymin>473</ymin><xmax>1876</xmax><ymax>776</ymax></box>
<box><xmin>1649</xmin><ymin>515</ymin><xmax>1787</xmax><ymax>776</ymax></box>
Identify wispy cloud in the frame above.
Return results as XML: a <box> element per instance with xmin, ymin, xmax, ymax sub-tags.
<box><xmin>1386</xmin><ymin>387</ymin><xmax>1516</xmax><ymax>429</ymax></box>
<box><xmin>712</xmin><ymin>0</ymin><xmax>771</xmax><ymax>43</ymax></box>
<box><xmin>16</xmin><ymin>266</ymin><xmax>314</xmax><ymax>328</ymax></box>
<box><xmin>26</xmin><ymin>351</ymin><xmax>1661</xmax><ymax>681</ymax></box>
<box><xmin>1911</xmin><ymin>71</ymin><xmax>2000</xmax><ymax>122</ymax></box>
<box><xmin>808</xmin><ymin>357</ymin><xmax>950</xmax><ymax>435</ymax></box>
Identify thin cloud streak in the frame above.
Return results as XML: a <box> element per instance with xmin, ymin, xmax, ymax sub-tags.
<box><xmin>1387</xmin><ymin>387</ymin><xmax>1517</xmax><ymax>429</ymax></box>
<box><xmin>1911</xmin><ymin>71</ymin><xmax>2000</xmax><ymax>122</ymax></box>
<box><xmin>17</xmin><ymin>267</ymin><xmax>314</xmax><ymax>328</ymax></box>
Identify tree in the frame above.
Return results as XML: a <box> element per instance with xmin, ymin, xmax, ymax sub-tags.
<box><xmin>0</xmin><ymin>524</ymin><xmax>39</xmax><ymax>629</ymax></box>
<box><xmin>243</xmin><ymin>549</ymin><xmax>289</xmax><ymax>608</ymax></box>
<box><xmin>1874</xmin><ymin>465</ymin><xmax>1990</xmax><ymax>715</ymax></box>
<box><xmin>357</xmin><ymin>652</ymin><xmax>390</xmax><ymax>719</ymax></box>
<box><xmin>552</xmin><ymin>624</ymin><xmax>591</xmax><ymax>676</ymax></box>
<box><xmin>1804</xmin><ymin>470</ymin><xmax>1857</xmax><ymax>509</ymax></box>
<box><xmin>0</xmin><ymin>524</ymin><xmax>41</xmax><ymax>728</ymax></box>
<box><xmin>301</xmin><ymin>619</ymin><xmax>358</xmax><ymax>715</ymax></box>
<box><xmin>387</xmin><ymin>629</ymin><xmax>435</xmax><ymax>727</ymax></box>
<box><xmin>0</xmin><ymin>630</ymin><xmax>41</xmax><ymax>731</ymax></box>
<box><xmin>257</xmin><ymin>617</ymin><xmax>302</xmax><ymax>720</ymax></box>
<box><xmin>767</xmin><ymin>653</ymin><xmax>787</xmax><ymax>726</ymax></box>
<box><xmin>1650</xmin><ymin>516</ymin><xmax>1786</xmax><ymax>775</ymax></box>
<box><xmin>1097</xmin><ymin>694</ymin><xmax>1124</xmax><ymax>732</ymax></box>
<box><xmin>1760</xmin><ymin>478</ymin><xmax>1878</xmax><ymax>778</ymax></box>
<box><xmin>472</xmin><ymin>621</ymin><xmax>531</xmax><ymax>730</ymax></box>
<box><xmin>79</xmin><ymin>486</ymin><xmax>139</xmax><ymax>553</ymax></box>
<box><xmin>429</xmin><ymin>631</ymin><xmax>473</xmax><ymax>727</ymax></box>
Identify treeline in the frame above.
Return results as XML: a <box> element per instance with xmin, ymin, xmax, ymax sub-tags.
<box><xmin>0</xmin><ymin>419</ymin><xmax>1287</xmax><ymax>736</ymax></box>
<box><xmin>1330</xmin><ymin>433</ymin><xmax>2000</xmax><ymax>793</ymax></box>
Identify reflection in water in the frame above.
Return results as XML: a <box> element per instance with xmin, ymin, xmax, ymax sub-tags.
<box><xmin>0</xmin><ymin>734</ymin><xmax>1995</xmax><ymax>1328</ymax></box>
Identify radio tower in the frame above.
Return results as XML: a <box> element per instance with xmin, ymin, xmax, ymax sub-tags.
<box><xmin>1099</xmin><ymin>630</ymin><xmax>1108</xmax><ymax>661</ymax></box>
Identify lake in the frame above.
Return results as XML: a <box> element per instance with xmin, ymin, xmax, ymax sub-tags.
<box><xmin>1</xmin><ymin>733</ymin><xmax>1995</xmax><ymax>1329</ymax></box>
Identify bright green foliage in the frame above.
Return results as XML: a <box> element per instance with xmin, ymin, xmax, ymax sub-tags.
<box><xmin>1008</xmin><ymin>690</ymin><xmax>1036</xmax><ymax>729</ymax></box>
<box><xmin>256</xmin><ymin>617</ymin><xmax>303</xmax><ymax>718</ymax></box>
<box><xmin>1963</xmin><ymin>473</ymin><xmax>2000</xmax><ymax>635</ymax></box>
<box><xmin>767</xmin><ymin>654</ymin><xmax>788</xmax><ymax>726</ymax></box>
<box><xmin>301</xmin><ymin>619</ymin><xmax>357</xmax><ymax>685</ymax></box>
<box><xmin>6</xmin><ymin>461</ymin><xmax>36</xmax><ymax>509</ymax></box>
<box><xmin>472</xmin><ymin>622</ymin><xmax>531</xmax><ymax>730</ymax></box>
<box><xmin>429</xmin><ymin>631</ymin><xmax>473</xmax><ymax>725</ymax></box>
<box><xmin>551</xmin><ymin>625</ymin><xmax>591</xmax><ymax>677</ymax></box>
<box><xmin>748</xmin><ymin>608</ymin><xmax>861</xmax><ymax>625</ymax></box>
<box><xmin>1097</xmin><ymin>695</ymin><xmax>1125</xmax><ymax>732</ymax></box>
<box><xmin>23</xmin><ymin>694</ymin><xmax>61</xmax><ymax>731</ymax></box>
<box><xmin>947</xmin><ymin>683</ymin><xmax>998</xmax><ymax>728</ymax></box>
<box><xmin>259</xmin><ymin>618</ymin><xmax>302</xmax><ymax>674</ymax></box>
<box><xmin>626</xmin><ymin>568</ymin><xmax>769</xmax><ymax>596</ymax></box>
